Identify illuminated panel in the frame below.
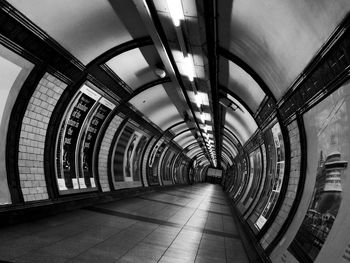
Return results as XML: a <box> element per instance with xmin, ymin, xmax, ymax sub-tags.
<box><xmin>129</xmin><ymin>84</ymin><xmax>183</xmax><ymax>130</ymax></box>
<box><xmin>0</xmin><ymin>46</ymin><xmax>33</xmax><ymax>204</ymax></box>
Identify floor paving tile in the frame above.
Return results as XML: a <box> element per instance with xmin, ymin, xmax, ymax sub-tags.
<box><xmin>0</xmin><ymin>184</ymin><xmax>251</xmax><ymax>263</ymax></box>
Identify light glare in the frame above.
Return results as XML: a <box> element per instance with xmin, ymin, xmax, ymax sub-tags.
<box><xmin>166</xmin><ymin>0</ymin><xmax>184</xmax><ymax>27</ymax></box>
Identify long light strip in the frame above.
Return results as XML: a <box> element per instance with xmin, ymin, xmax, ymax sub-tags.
<box><xmin>183</xmin><ymin>55</ymin><xmax>195</xmax><ymax>81</ymax></box>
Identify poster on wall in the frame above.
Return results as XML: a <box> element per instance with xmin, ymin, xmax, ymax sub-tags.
<box><xmin>288</xmin><ymin>83</ymin><xmax>350</xmax><ymax>262</ymax></box>
<box><xmin>163</xmin><ymin>151</ymin><xmax>175</xmax><ymax>182</ymax></box>
<box><xmin>234</xmin><ymin>157</ymin><xmax>248</xmax><ymax>200</ymax></box>
<box><xmin>253</xmin><ymin>122</ymin><xmax>285</xmax><ymax>230</ymax></box>
<box><xmin>80</xmin><ymin>98</ymin><xmax>114</xmax><ymax>188</ymax></box>
<box><xmin>123</xmin><ymin>131</ymin><xmax>143</xmax><ymax>181</ymax></box>
<box><xmin>113</xmin><ymin>126</ymin><xmax>133</xmax><ymax>183</ymax></box>
<box><xmin>132</xmin><ymin>135</ymin><xmax>148</xmax><ymax>181</ymax></box>
<box><xmin>243</xmin><ymin>148</ymin><xmax>262</xmax><ymax>210</ymax></box>
<box><xmin>59</xmin><ymin>85</ymin><xmax>100</xmax><ymax>191</ymax></box>
<box><xmin>148</xmin><ymin>139</ymin><xmax>165</xmax><ymax>185</ymax></box>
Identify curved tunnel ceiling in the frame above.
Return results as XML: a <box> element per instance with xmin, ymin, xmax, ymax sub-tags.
<box><xmin>219</xmin><ymin>58</ymin><xmax>266</xmax><ymax>112</ymax></box>
<box><xmin>128</xmin><ymin>84</ymin><xmax>184</xmax><ymax>131</ymax></box>
<box><xmin>105</xmin><ymin>45</ymin><xmax>162</xmax><ymax>91</ymax></box>
<box><xmin>224</xmin><ymin>94</ymin><xmax>258</xmax><ymax>145</ymax></box>
<box><xmin>5</xmin><ymin>0</ymin><xmax>350</xmax><ymax>169</ymax></box>
<box><xmin>218</xmin><ymin>0</ymin><xmax>350</xmax><ymax>99</ymax></box>
<box><xmin>7</xmin><ymin>0</ymin><xmax>139</xmax><ymax>65</ymax></box>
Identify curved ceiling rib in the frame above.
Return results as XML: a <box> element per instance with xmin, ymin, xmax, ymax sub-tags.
<box><xmin>219</xmin><ymin>47</ymin><xmax>275</xmax><ymax>101</ymax></box>
<box><xmin>219</xmin><ymin>87</ymin><xmax>255</xmax><ymax>117</ymax></box>
<box><xmin>173</xmin><ymin>130</ymin><xmax>198</xmax><ymax>149</ymax></box>
<box><xmin>222</xmin><ymin>147</ymin><xmax>233</xmax><ymax>161</ymax></box>
<box><xmin>187</xmin><ymin>148</ymin><xmax>203</xmax><ymax>159</ymax></box>
<box><xmin>87</xmin><ymin>37</ymin><xmax>153</xmax><ymax>68</ymax></box>
<box><xmin>105</xmin><ymin>44</ymin><xmax>163</xmax><ymax>91</ymax></box>
<box><xmin>223</xmin><ymin>127</ymin><xmax>240</xmax><ymax>147</ymax></box>
<box><xmin>224</xmin><ymin>96</ymin><xmax>258</xmax><ymax>144</ymax></box>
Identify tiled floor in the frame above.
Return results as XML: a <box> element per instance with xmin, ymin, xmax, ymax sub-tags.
<box><xmin>0</xmin><ymin>184</ymin><xmax>249</xmax><ymax>262</ymax></box>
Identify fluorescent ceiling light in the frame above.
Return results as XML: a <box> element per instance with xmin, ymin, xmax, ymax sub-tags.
<box><xmin>203</xmin><ymin>125</ymin><xmax>207</xmax><ymax>133</ymax></box>
<box><xmin>166</xmin><ymin>0</ymin><xmax>184</xmax><ymax>27</ymax></box>
<box><xmin>183</xmin><ymin>55</ymin><xmax>195</xmax><ymax>81</ymax></box>
<box><xmin>195</xmin><ymin>93</ymin><xmax>202</xmax><ymax>108</ymax></box>
<box><xmin>200</xmin><ymin>112</ymin><xmax>205</xmax><ymax>123</ymax></box>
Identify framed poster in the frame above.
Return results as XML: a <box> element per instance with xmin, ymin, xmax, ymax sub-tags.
<box><xmin>79</xmin><ymin>97</ymin><xmax>114</xmax><ymax>188</ymax></box>
<box><xmin>147</xmin><ymin>139</ymin><xmax>165</xmax><ymax>185</ymax></box>
<box><xmin>123</xmin><ymin>131</ymin><xmax>143</xmax><ymax>181</ymax></box>
<box><xmin>243</xmin><ymin>148</ymin><xmax>262</xmax><ymax>211</ymax></box>
<box><xmin>56</xmin><ymin>85</ymin><xmax>100</xmax><ymax>193</ymax></box>
<box><xmin>131</xmin><ymin>135</ymin><xmax>148</xmax><ymax>181</ymax></box>
<box><xmin>252</xmin><ymin>122</ymin><xmax>285</xmax><ymax>230</ymax></box>
<box><xmin>112</xmin><ymin>125</ymin><xmax>133</xmax><ymax>183</ymax></box>
<box><xmin>288</xmin><ymin>82</ymin><xmax>350</xmax><ymax>262</ymax></box>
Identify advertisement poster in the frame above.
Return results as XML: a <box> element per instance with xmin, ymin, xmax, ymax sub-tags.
<box><xmin>81</xmin><ymin>102</ymin><xmax>112</xmax><ymax>188</ymax></box>
<box><xmin>161</xmin><ymin>150</ymin><xmax>175</xmax><ymax>182</ymax></box>
<box><xmin>234</xmin><ymin>157</ymin><xmax>248</xmax><ymax>200</ymax></box>
<box><xmin>123</xmin><ymin>131</ymin><xmax>143</xmax><ymax>181</ymax></box>
<box><xmin>253</xmin><ymin>122</ymin><xmax>285</xmax><ymax>230</ymax></box>
<box><xmin>243</xmin><ymin>149</ymin><xmax>262</xmax><ymax>210</ymax></box>
<box><xmin>289</xmin><ymin>84</ymin><xmax>350</xmax><ymax>262</ymax></box>
<box><xmin>61</xmin><ymin>92</ymin><xmax>96</xmax><ymax>190</ymax></box>
<box><xmin>148</xmin><ymin>140</ymin><xmax>165</xmax><ymax>185</ymax></box>
<box><xmin>132</xmin><ymin>136</ymin><xmax>148</xmax><ymax>181</ymax></box>
<box><xmin>113</xmin><ymin>126</ymin><xmax>133</xmax><ymax>182</ymax></box>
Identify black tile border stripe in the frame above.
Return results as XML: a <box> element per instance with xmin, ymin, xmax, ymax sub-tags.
<box><xmin>84</xmin><ymin>206</ymin><xmax>239</xmax><ymax>239</ymax></box>
<box><xmin>85</xmin><ymin>206</ymin><xmax>180</xmax><ymax>228</ymax></box>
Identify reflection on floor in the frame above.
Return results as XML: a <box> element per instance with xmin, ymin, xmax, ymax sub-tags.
<box><xmin>0</xmin><ymin>184</ymin><xmax>249</xmax><ymax>263</ymax></box>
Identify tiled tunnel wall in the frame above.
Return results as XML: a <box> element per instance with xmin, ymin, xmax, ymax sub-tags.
<box><xmin>18</xmin><ymin>73</ymin><xmax>67</xmax><ymax>202</ymax></box>
<box><xmin>260</xmin><ymin>120</ymin><xmax>301</xmax><ymax>249</ymax></box>
<box><xmin>98</xmin><ymin>114</ymin><xmax>123</xmax><ymax>192</ymax></box>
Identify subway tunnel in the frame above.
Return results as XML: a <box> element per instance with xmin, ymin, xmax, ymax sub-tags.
<box><xmin>0</xmin><ymin>0</ymin><xmax>349</xmax><ymax>262</ymax></box>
